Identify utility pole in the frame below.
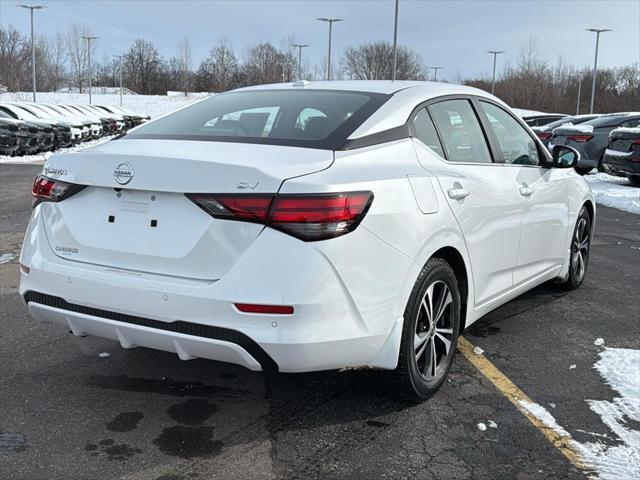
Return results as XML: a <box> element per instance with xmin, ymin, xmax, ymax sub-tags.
<box><xmin>292</xmin><ymin>43</ymin><xmax>309</xmax><ymax>80</ymax></box>
<box><xmin>81</xmin><ymin>36</ymin><xmax>98</xmax><ymax>103</ymax></box>
<box><xmin>576</xmin><ymin>76</ymin><xmax>582</xmax><ymax>115</ymax></box>
<box><xmin>392</xmin><ymin>0</ymin><xmax>399</xmax><ymax>81</ymax></box>
<box><xmin>17</xmin><ymin>5</ymin><xmax>46</xmax><ymax>102</ymax></box>
<box><xmin>585</xmin><ymin>28</ymin><xmax>611</xmax><ymax>114</ymax></box>
<box><xmin>430</xmin><ymin>66</ymin><xmax>443</xmax><ymax>81</ymax></box>
<box><xmin>317</xmin><ymin>17</ymin><xmax>343</xmax><ymax>80</ymax></box>
<box><xmin>113</xmin><ymin>55</ymin><xmax>123</xmax><ymax>107</ymax></box>
<box><xmin>487</xmin><ymin>50</ymin><xmax>504</xmax><ymax>95</ymax></box>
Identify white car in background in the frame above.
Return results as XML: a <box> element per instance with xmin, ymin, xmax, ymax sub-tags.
<box><xmin>19</xmin><ymin>81</ymin><xmax>594</xmax><ymax>399</ymax></box>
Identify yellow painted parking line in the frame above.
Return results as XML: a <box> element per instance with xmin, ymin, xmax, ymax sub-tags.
<box><xmin>458</xmin><ymin>336</ymin><xmax>586</xmax><ymax>471</ymax></box>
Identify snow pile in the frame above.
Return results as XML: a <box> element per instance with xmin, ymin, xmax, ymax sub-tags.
<box><xmin>519</xmin><ymin>347</ymin><xmax>640</xmax><ymax>480</ymax></box>
<box><xmin>555</xmin><ymin>124</ymin><xmax>595</xmax><ymax>134</ymax></box>
<box><xmin>512</xmin><ymin>108</ymin><xmax>546</xmax><ymax>118</ymax></box>
<box><xmin>584</xmin><ymin>173</ymin><xmax>640</xmax><ymax>214</ymax></box>
<box><xmin>611</xmin><ymin>127</ymin><xmax>640</xmax><ymax>135</ymax></box>
<box><xmin>578</xmin><ymin>348</ymin><xmax>640</xmax><ymax>480</ymax></box>
<box><xmin>0</xmin><ymin>253</ymin><xmax>18</xmax><ymax>264</ymax></box>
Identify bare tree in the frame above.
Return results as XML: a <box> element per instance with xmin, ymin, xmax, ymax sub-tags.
<box><xmin>0</xmin><ymin>25</ymin><xmax>30</xmax><ymax>91</ymax></box>
<box><xmin>241</xmin><ymin>42</ymin><xmax>292</xmax><ymax>86</ymax></box>
<box><xmin>342</xmin><ymin>41</ymin><xmax>426</xmax><ymax>80</ymax></box>
<box><xmin>178</xmin><ymin>37</ymin><xmax>192</xmax><ymax>96</ymax></box>
<box><xmin>195</xmin><ymin>38</ymin><xmax>238</xmax><ymax>92</ymax></box>
<box><xmin>66</xmin><ymin>24</ymin><xmax>94</xmax><ymax>92</ymax></box>
<box><xmin>48</xmin><ymin>32</ymin><xmax>67</xmax><ymax>91</ymax></box>
<box><xmin>124</xmin><ymin>38</ymin><xmax>163</xmax><ymax>94</ymax></box>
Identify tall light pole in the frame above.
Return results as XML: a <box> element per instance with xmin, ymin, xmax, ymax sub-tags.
<box><xmin>576</xmin><ymin>76</ymin><xmax>582</xmax><ymax>115</ymax></box>
<box><xmin>586</xmin><ymin>28</ymin><xmax>611</xmax><ymax>114</ymax></box>
<box><xmin>17</xmin><ymin>5</ymin><xmax>46</xmax><ymax>102</ymax></box>
<box><xmin>392</xmin><ymin>0</ymin><xmax>400</xmax><ymax>81</ymax></box>
<box><xmin>113</xmin><ymin>55</ymin><xmax>123</xmax><ymax>107</ymax></box>
<box><xmin>430</xmin><ymin>66</ymin><xmax>443</xmax><ymax>81</ymax></box>
<box><xmin>487</xmin><ymin>50</ymin><xmax>504</xmax><ymax>95</ymax></box>
<box><xmin>81</xmin><ymin>35</ymin><xmax>98</xmax><ymax>103</ymax></box>
<box><xmin>317</xmin><ymin>17</ymin><xmax>343</xmax><ymax>80</ymax></box>
<box><xmin>292</xmin><ymin>43</ymin><xmax>309</xmax><ymax>80</ymax></box>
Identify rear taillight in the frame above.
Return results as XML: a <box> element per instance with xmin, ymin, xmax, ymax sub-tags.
<box><xmin>567</xmin><ymin>134</ymin><xmax>593</xmax><ymax>142</ymax></box>
<box><xmin>186</xmin><ymin>191</ymin><xmax>373</xmax><ymax>241</ymax></box>
<box><xmin>32</xmin><ymin>175</ymin><xmax>85</xmax><ymax>208</ymax></box>
<box><xmin>632</xmin><ymin>139</ymin><xmax>640</xmax><ymax>145</ymax></box>
<box><xmin>536</xmin><ymin>131</ymin><xmax>552</xmax><ymax>140</ymax></box>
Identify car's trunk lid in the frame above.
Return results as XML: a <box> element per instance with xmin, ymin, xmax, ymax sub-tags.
<box><xmin>40</xmin><ymin>139</ymin><xmax>333</xmax><ymax>280</ymax></box>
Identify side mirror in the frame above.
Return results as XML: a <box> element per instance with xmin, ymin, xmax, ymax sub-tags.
<box><xmin>551</xmin><ymin>145</ymin><xmax>580</xmax><ymax>168</ymax></box>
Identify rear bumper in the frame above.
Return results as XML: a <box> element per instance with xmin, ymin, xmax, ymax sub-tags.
<box><xmin>603</xmin><ymin>150</ymin><xmax>640</xmax><ymax>176</ymax></box>
<box><xmin>19</xmin><ymin>207</ymin><xmax>411</xmax><ymax>373</ymax></box>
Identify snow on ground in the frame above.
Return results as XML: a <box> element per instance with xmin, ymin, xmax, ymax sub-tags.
<box><xmin>0</xmin><ymin>92</ymin><xmax>203</xmax><ymax>164</ymax></box>
<box><xmin>520</xmin><ymin>347</ymin><xmax>640</xmax><ymax>480</ymax></box>
<box><xmin>584</xmin><ymin>172</ymin><xmax>640</xmax><ymax>215</ymax></box>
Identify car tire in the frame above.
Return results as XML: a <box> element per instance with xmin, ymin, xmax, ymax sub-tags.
<box><xmin>574</xmin><ymin>167</ymin><xmax>592</xmax><ymax>176</ymax></box>
<box><xmin>389</xmin><ymin>257</ymin><xmax>461</xmax><ymax>400</ymax></box>
<box><xmin>559</xmin><ymin>206</ymin><xmax>592</xmax><ymax>291</ymax></box>
<box><xmin>627</xmin><ymin>176</ymin><xmax>640</xmax><ymax>187</ymax></box>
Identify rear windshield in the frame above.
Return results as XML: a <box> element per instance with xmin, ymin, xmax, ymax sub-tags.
<box><xmin>125</xmin><ymin>89</ymin><xmax>389</xmax><ymax>150</ymax></box>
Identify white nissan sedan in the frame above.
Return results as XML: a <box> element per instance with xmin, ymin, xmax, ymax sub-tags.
<box><xmin>19</xmin><ymin>81</ymin><xmax>594</xmax><ymax>399</ymax></box>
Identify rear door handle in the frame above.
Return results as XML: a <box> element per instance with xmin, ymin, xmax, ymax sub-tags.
<box><xmin>447</xmin><ymin>187</ymin><xmax>470</xmax><ymax>200</ymax></box>
<box><xmin>519</xmin><ymin>184</ymin><xmax>534</xmax><ymax>197</ymax></box>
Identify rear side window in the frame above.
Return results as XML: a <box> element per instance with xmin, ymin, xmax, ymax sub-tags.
<box><xmin>480</xmin><ymin>102</ymin><xmax>540</xmax><ymax>166</ymax></box>
<box><xmin>621</xmin><ymin>118</ymin><xmax>640</xmax><ymax>128</ymax></box>
<box><xmin>127</xmin><ymin>89</ymin><xmax>389</xmax><ymax>150</ymax></box>
<box><xmin>412</xmin><ymin>108</ymin><xmax>445</xmax><ymax>158</ymax></box>
<box><xmin>428</xmin><ymin>99</ymin><xmax>492</xmax><ymax>163</ymax></box>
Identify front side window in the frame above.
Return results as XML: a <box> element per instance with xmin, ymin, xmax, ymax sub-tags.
<box><xmin>127</xmin><ymin>89</ymin><xmax>389</xmax><ymax>150</ymax></box>
<box><xmin>480</xmin><ymin>102</ymin><xmax>540</xmax><ymax>166</ymax></box>
<box><xmin>428</xmin><ymin>99</ymin><xmax>492</xmax><ymax>163</ymax></box>
<box><xmin>411</xmin><ymin>108</ymin><xmax>445</xmax><ymax>158</ymax></box>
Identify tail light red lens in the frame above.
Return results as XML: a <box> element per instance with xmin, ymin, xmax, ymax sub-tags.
<box><xmin>187</xmin><ymin>191</ymin><xmax>373</xmax><ymax>241</ymax></box>
<box><xmin>187</xmin><ymin>194</ymin><xmax>272</xmax><ymax>223</ymax></box>
<box><xmin>567</xmin><ymin>134</ymin><xmax>593</xmax><ymax>142</ymax></box>
<box><xmin>632</xmin><ymin>139</ymin><xmax>640</xmax><ymax>145</ymax></box>
<box><xmin>269</xmin><ymin>192</ymin><xmax>373</xmax><ymax>241</ymax></box>
<box><xmin>32</xmin><ymin>175</ymin><xmax>85</xmax><ymax>208</ymax></box>
<box><xmin>536</xmin><ymin>131</ymin><xmax>552</xmax><ymax>140</ymax></box>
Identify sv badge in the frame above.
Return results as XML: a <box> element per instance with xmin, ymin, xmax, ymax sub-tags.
<box><xmin>237</xmin><ymin>182</ymin><xmax>259</xmax><ymax>190</ymax></box>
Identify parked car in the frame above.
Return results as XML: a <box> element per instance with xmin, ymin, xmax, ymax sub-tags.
<box><xmin>95</xmin><ymin>105</ymin><xmax>149</xmax><ymax>128</ymax></box>
<box><xmin>2</xmin><ymin>103</ymin><xmax>83</xmax><ymax>145</ymax></box>
<box><xmin>20</xmin><ymin>81</ymin><xmax>594</xmax><ymax>400</ymax></box>
<box><xmin>0</xmin><ymin>104</ymin><xmax>73</xmax><ymax>149</ymax></box>
<box><xmin>531</xmin><ymin>114</ymin><xmax>601</xmax><ymax>148</ymax></box>
<box><xmin>602</xmin><ymin>127</ymin><xmax>640</xmax><ymax>186</ymax></box>
<box><xmin>0</xmin><ymin>118</ymin><xmax>23</xmax><ymax>156</ymax></box>
<box><xmin>18</xmin><ymin>104</ymin><xmax>91</xmax><ymax>142</ymax></box>
<box><xmin>521</xmin><ymin>113</ymin><xmax>568</xmax><ymax>127</ymax></box>
<box><xmin>549</xmin><ymin>113</ymin><xmax>640</xmax><ymax>175</ymax></box>
<box><xmin>0</xmin><ymin>117</ymin><xmax>42</xmax><ymax>155</ymax></box>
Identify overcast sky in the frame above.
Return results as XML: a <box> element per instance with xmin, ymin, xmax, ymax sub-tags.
<box><xmin>1</xmin><ymin>0</ymin><xmax>638</xmax><ymax>81</ymax></box>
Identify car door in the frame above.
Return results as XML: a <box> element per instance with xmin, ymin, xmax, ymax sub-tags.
<box><xmin>413</xmin><ymin>98</ymin><xmax>523</xmax><ymax>307</ymax></box>
<box><xmin>476</xmin><ymin>100</ymin><xmax>569</xmax><ymax>285</ymax></box>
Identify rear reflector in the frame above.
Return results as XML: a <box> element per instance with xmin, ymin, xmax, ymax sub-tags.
<box><xmin>567</xmin><ymin>134</ymin><xmax>593</xmax><ymax>142</ymax></box>
<box><xmin>32</xmin><ymin>174</ymin><xmax>85</xmax><ymax>208</ymax></box>
<box><xmin>20</xmin><ymin>264</ymin><xmax>30</xmax><ymax>274</ymax></box>
<box><xmin>235</xmin><ymin>303</ymin><xmax>294</xmax><ymax>315</ymax></box>
<box><xmin>187</xmin><ymin>191</ymin><xmax>373</xmax><ymax>241</ymax></box>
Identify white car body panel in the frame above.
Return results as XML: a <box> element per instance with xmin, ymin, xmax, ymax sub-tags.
<box><xmin>19</xmin><ymin>81</ymin><xmax>595</xmax><ymax>373</ymax></box>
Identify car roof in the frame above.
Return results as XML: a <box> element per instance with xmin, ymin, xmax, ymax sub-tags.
<box><xmin>231</xmin><ymin>80</ymin><xmax>503</xmax><ymax>139</ymax></box>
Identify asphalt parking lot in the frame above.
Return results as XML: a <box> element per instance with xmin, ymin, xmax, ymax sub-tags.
<box><xmin>1</xmin><ymin>164</ymin><xmax>639</xmax><ymax>480</ymax></box>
